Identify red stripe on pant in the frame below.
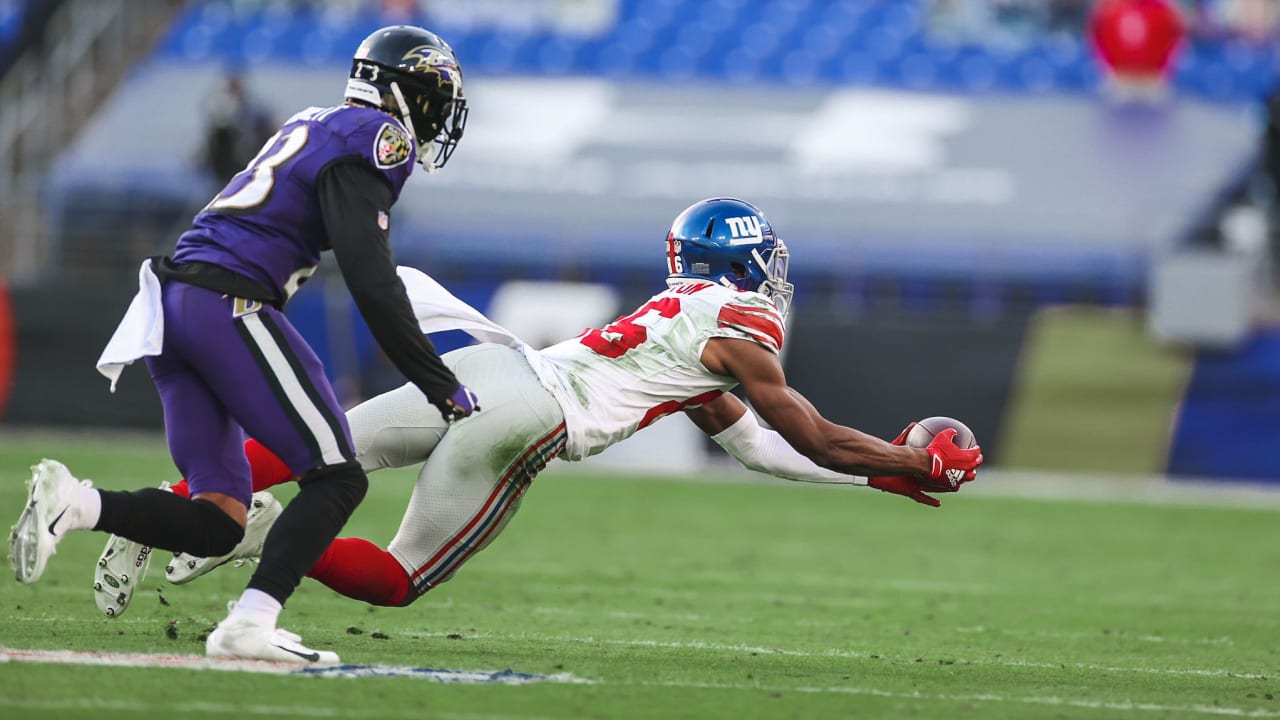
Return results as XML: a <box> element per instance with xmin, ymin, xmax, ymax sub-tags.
<box><xmin>411</xmin><ymin>423</ymin><xmax>566</xmax><ymax>584</ymax></box>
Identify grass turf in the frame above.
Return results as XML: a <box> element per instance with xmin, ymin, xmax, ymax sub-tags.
<box><xmin>0</xmin><ymin>433</ymin><xmax>1278</xmax><ymax>719</ymax></box>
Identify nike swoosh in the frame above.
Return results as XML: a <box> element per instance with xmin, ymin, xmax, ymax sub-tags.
<box><xmin>272</xmin><ymin>643</ymin><xmax>320</xmax><ymax>662</ymax></box>
<box><xmin>47</xmin><ymin>508</ymin><xmax>68</xmax><ymax>536</ymax></box>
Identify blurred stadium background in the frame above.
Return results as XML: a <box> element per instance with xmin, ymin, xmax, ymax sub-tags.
<box><xmin>0</xmin><ymin>0</ymin><xmax>1278</xmax><ymax>484</ymax></box>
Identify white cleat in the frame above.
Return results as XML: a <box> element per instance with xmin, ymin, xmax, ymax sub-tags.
<box><xmin>93</xmin><ymin>534</ymin><xmax>152</xmax><ymax>618</ymax></box>
<box><xmin>9</xmin><ymin>459</ymin><xmax>91</xmax><ymax>585</ymax></box>
<box><xmin>166</xmin><ymin>491</ymin><xmax>282</xmax><ymax>584</ymax></box>
<box><xmin>93</xmin><ymin>481</ymin><xmax>169</xmax><ymax>618</ymax></box>
<box><xmin>206</xmin><ymin>612</ymin><xmax>340</xmax><ymax>665</ymax></box>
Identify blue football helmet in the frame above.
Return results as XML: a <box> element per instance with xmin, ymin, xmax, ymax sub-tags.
<box><xmin>665</xmin><ymin>198</ymin><xmax>794</xmax><ymax>317</ymax></box>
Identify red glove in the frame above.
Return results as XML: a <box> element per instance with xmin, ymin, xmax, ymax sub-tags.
<box><xmin>868</xmin><ymin>475</ymin><xmax>943</xmax><ymax>508</ymax></box>
<box><xmin>925</xmin><ymin>429</ymin><xmax>983</xmax><ymax>488</ymax></box>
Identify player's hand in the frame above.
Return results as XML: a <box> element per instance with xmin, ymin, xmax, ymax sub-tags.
<box><xmin>924</xmin><ymin>429</ymin><xmax>983</xmax><ymax>485</ymax></box>
<box><xmin>434</xmin><ymin>384</ymin><xmax>480</xmax><ymax>423</ymax></box>
<box><xmin>867</xmin><ymin>475</ymin><xmax>943</xmax><ymax>508</ymax></box>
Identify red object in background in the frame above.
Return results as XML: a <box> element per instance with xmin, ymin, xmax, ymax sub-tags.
<box><xmin>0</xmin><ymin>277</ymin><xmax>13</xmax><ymax>421</ymax></box>
<box><xmin>1090</xmin><ymin>0</ymin><xmax>1185</xmax><ymax>80</ymax></box>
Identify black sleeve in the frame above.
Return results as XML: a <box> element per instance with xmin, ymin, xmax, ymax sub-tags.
<box><xmin>317</xmin><ymin>159</ymin><xmax>460</xmax><ymax>404</ymax></box>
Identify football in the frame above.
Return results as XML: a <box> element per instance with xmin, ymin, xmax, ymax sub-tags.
<box><xmin>905</xmin><ymin>416</ymin><xmax>977</xmax><ymax>489</ymax></box>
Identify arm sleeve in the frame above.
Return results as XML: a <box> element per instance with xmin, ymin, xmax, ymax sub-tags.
<box><xmin>318</xmin><ymin>159</ymin><xmax>460</xmax><ymax>404</ymax></box>
<box><xmin>712</xmin><ymin>411</ymin><xmax>868</xmax><ymax>486</ymax></box>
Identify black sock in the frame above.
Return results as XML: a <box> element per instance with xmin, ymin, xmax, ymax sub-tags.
<box><xmin>248</xmin><ymin>461</ymin><xmax>368</xmax><ymax>605</ymax></box>
<box><xmin>95</xmin><ymin>489</ymin><xmax>244</xmax><ymax>556</ymax></box>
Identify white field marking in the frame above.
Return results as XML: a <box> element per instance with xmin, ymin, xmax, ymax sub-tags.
<box><xmin>511</xmin><ymin>582</ymin><xmax>887</xmax><ymax>609</ymax></box>
<box><xmin>529</xmin><ymin>606</ymin><xmax>707</xmax><ymax>622</ymax></box>
<box><xmin>405</xmin><ymin>631</ymin><xmax>1275</xmax><ymax>680</ymax></box>
<box><xmin>473</xmin><ymin>576</ymin><xmax>1273</xmax><ymax>614</ymax></box>
<box><xmin>0</xmin><ymin>648</ymin><xmax>590</xmax><ymax>685</ymax></box>
<box><xmin>2</xmin><ymin>685</ymin><xmax>1278</xmax><ymax>720</ymax></box>
<box><xmin>480</xmin><ymin>561</ymin><xmax>995</xmax><ymax>596</ymax></box>
<box><xmin>0</xmin><ymin>697</ymin><xmax>562</xmax><ymax>720</ymax></box>
<box><xmin>955</xmin><ymin>625</ymin><xmax>1236</xmax><ymax>646</ymax></box>
<box><xmin>633</xmin><ymin>682</ymin><xmax>1280</xmax><ymax>718</ymax></box>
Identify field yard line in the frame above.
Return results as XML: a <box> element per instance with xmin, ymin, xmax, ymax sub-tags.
<box><xmin>635</xmin><ymin>682</ymin><xmax>1280</xmax><ymax>718</ymax></box>
<box><xmin>0</xmin><ymin>697</ymin><xmax>559</xmax><ymax>720</ymax></box>
<box><xmin>481</xmin><ymin>561</ymin><xmax>995</xmax><ymax>595</ymax></box>
<box><xmin>408</xmin><ymin>631</ymin><xmax>1274</xmax><ymax>680</ymax></box>
<box><xmin>954</xmin><ymin>625</ymin><xmax>1236</xmax><ymax>646</ymax></box>
<box><xmin>514</xmin><ymin>581</ymin><xmax>887</xmax><ymax>608</ymax></box>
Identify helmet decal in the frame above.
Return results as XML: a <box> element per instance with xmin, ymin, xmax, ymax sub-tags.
<box><xmin>724</xmin><ymin>216</ymin><xmax>763</xmax><ymax>245</ymax></box>
<box><xmin>401</xmin><ymin>45</ymin><xmax>460</xmax><ymax>85</ymax></box>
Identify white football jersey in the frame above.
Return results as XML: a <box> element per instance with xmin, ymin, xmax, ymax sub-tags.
<box><xmin>526</xmin><ymin>280</ymin><xmax>786</xmax><ymax>460</ymax></box>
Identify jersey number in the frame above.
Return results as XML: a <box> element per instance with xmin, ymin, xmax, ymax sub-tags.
<box><xmin>206</xmin><ymin>126</ymin><xmax>310</xmax><ymax>212</ymax></box>
<box><xmin>580</xmin><ymin>297</ymin><xmax>682</xmax><ymax>359</ymax></box>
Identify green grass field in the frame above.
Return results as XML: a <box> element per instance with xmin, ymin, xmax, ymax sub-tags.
<box><xmin>1</xmin><ymin>433</ymin><xmax>1278</xmax><ymax>719</ymax></box>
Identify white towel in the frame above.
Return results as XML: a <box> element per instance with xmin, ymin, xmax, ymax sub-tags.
<box><xmin>396</xmin><ymin>265</ymin><xmax>523</xmax><ymax>348</ymax></box>
<box><xmin>96</xmin><ymin>260</ymin><xmax>165</xmax><ymax>392</ymax></box>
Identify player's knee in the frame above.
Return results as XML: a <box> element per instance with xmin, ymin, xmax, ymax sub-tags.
<box><xmin>190</xmin><ymin>499</ymin><xmax>247</xmax><ymax>556</ymax></box>
<box><xmin>298</xmin><ymin>461</ymin><xmax>368</xmax><ymax>515</ymax></box>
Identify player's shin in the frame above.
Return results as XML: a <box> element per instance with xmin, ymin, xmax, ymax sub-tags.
<box><xmin>307</xmin><ymin>537</ymin><xmax>411</xmax><ymax>606</ymax></box>
<box><xmin>94</xmin><ymin>490</ymin><xmax>244</xmax><ymax>555</ymax></box>
<box><xmin>243</xmin><ymin>461</ymin><xmax>368</xmax><ymax>605</ymax></box>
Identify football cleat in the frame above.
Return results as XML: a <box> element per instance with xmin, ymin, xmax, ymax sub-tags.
<box><xmin>9</xmin><ymin>459</ymin><xmax>92</xmax><ymax>585</ymax></box>
<box><xmin>206</xmin><ymin>604</ymin><xmax>340</xmax><ymax>665</ymax></box>
<box><xmin>92</xmin><ymin>481</ymin><xmax>170</xmax><ymax>618</ymax></box>
<box><xmin>93</xmin><ymin>534</ymin><xmax>153</xmax><ymax>618</ymax></box>
<box><xmin>165</xmin><ymin>491</ymin><xmax>282</xmax><ymax>584</ymax></box>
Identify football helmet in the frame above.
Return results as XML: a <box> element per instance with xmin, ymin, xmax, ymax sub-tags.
<box><xmin>665</xmin><ymin>198</ymin><xmax>794</xmax><ymax>317</ymax></box>
<box><xmin>344</xmin><ymin>25</ymin><xmax>468</xmax><ymax>172</ymax></box>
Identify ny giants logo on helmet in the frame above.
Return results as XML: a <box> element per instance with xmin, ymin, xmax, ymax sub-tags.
<box><xmin>401</xmin><ymin>45</ymin><xmax>460</xmax><ymax>84</ymax></box>
<box><xmin>725</xmin><ymin>216</ymin><xmax>763</xmax><ymax>245</ymax></box>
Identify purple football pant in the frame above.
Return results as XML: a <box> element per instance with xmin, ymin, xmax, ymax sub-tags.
<box><xmin>145</xmin><ymin>282</ymin><xmax>354</xmax><ymax>507</ymax></box>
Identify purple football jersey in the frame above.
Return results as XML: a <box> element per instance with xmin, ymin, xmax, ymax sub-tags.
<box><xmin>174</xmin><ymin>104</ymin><xmax>416</xmax><ymax>302</ymax></box>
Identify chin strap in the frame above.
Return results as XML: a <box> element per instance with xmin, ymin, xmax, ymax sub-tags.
<box><xmin>390</xmin><ymin>81</ymin><xmax>436</xmax><ymax>174</ymax></box>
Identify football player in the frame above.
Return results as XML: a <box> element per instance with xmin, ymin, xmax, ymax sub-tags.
<box><xmin>120</xmin><ymin>197</ymin><xmax>983</xmax><ymax>614</ymax></box>
<box><xmin>8</xmin><ymin>25</ymin><xmax>479</xmax><ymax>664</ymax></box>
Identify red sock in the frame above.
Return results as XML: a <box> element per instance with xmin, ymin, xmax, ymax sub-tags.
<box><xmin>169</xmin><ymin>438</ymin><xmax>296</xmax><ymax>498</ymax></box>
<box><xmin>307</xmin><ymin>537</ymin><xmax>411</xmax><ymax>607</ymax></box>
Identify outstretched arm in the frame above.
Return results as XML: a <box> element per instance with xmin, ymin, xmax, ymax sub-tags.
<box><xmin>699</xmin><ymin>337</ymin><xmax>935</xmax><ymax>477</ymax></box>
<box><xmin>687</xmin><ymin>392</ymin><xmax>867</xmax><ymax>485</ymax></box>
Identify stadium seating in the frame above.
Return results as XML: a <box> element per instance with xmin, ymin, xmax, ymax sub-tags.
<box><xmin>153</xmin><ymin>0</ymin><xmax>1276</xmax><ymax>103</ymax></box>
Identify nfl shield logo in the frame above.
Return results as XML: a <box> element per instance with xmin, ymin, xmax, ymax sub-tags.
<box><xmin>377</xmin><ymin>211</ymin><xmax>389</xmax><ymax>231</ymax></box>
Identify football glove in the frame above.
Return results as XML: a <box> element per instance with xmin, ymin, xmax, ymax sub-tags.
<box><xmin>924</xmin><ymin>428</ymin><xmax>982</xmax><ymax>487</ymax></box>
<box><xmin>890</xmin><ymin>423</ymin><xmax>981</xmax><ymax>487</ymax></box>
<box><xmin>434</xmin><ymin>384</ymin><xmax>480</xmax><ymax>423</ymax></box>
<box><xmin>867</xmin><ymin>475</ymin><xmax>944</xmax><ymax>508</ymax></box>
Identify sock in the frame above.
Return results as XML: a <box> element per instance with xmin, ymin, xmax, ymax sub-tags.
<box><xmin>72</xmin><ymin>486</ymin><xmax>102</xmax><ymax>531</ymax></box>
<box><xmin>246</xmin><ymin>462</ymin><xmax>367</xmax><ymax>604</ymax></box>
<box><xmin>308</xmin><ymin>538</ymin><xmax>411</xmax><ymax>607</ymax></box>
<box><xmin>94</xmin><ymin>490</ymin><xmax>244</xmax><ymax>555</ymax></box>
<box><xmin>169</xmin><ymin>439</ymin><xmax>295</xmax><ymax>498</ymax></box>
<box><xmin>227</xmin><ymin>588</ymin><xmax>282</xmax><ymax>628</ymax></box>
